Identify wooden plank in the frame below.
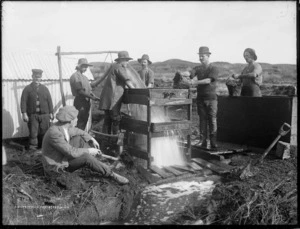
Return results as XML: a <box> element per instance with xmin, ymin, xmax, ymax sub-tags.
<box><xmin>192</xmin><ymin>158</ymin><xmax>229</xmax><ymax>174</ymax></box>
<box><xmin>150</xmin><ymin>165</ymin><xmax>174</xmax><ymax>179</ymax></box>
<box><xmin>171</xmin><ymin>165</ymin><xmax>195</xmax><ymax>173</ymax></box>
<box><xmin>136</xmin><ymin>165</ymin><xmax>161</xmax><ymax>184</ymax></box>
<box><xmin>163</xmin><ymin>166</ymin><xmax>185</xmax><ymax>176</ymax></box>
<box><xmin>151</xmin><ymin>121</ymin><xmax>191</xmax><ymax>132</ymax></box>
<box><xmin>149</xmin><ymin>89</ymin><xmax>189</xmax><ymax>99</ymax></box>
<box><xmin>57</xmin><ymin>46</ymin><xmax>66</xmax><ymax>106</ymax></box>
<box><xmin>127</xmin><ymin>147</ymin><xmax>149</xmax><ymax>161</ymax></box>
<box><xmin>55</xmin><ymin>50</ymin><xmax>120</xmax><ymax>56</ymax></box>
<box><xmin>123</xmin><ymin>94</ymin><xmax>149</xmax><ymax>105</ymax></box>
<box><xmin>120</xmin><ymin>118</ymin><xmax>149</xmax><ymax>135</ymax></box>
<box><xmin>191</xmin><ymin>146</ymin><xmax>223</xmax><ymax>161</ymax></box>
<box><xmin>150</xmin><ymin>99</ymin><xmax>192</xmax><ymax>106</ymax></box>
<box><xmin>188</xmin><ymin>162</ymin><xmax>203</xmax><ymax>171</ymax></box>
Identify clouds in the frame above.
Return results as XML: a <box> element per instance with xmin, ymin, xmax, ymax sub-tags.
<box><xmin>2</xmin><ymin>1</ymin><xmax>296</xmax><ymax>64</ymax></box>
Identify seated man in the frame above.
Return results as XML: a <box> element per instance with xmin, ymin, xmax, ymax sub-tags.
<box><xmin>41</xmin><ymin>105</ymin><xmax>128</xmax><ymax>185</ymax></box>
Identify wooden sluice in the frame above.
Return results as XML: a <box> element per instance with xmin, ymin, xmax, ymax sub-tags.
<box><xmin>119</xmin><ymin>88</ymin><xmax>239</xmax><ymax>184</ymax></box>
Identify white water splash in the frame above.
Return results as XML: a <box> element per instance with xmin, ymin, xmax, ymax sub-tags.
<box><xmin>125</xmin><ymin>64</ymin><xmax>187</xmax><ymax>168</ymax></box>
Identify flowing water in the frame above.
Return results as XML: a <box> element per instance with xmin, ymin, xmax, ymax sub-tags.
<box><xmin>125</xmin><ymin>64</ymin><xmax>187</xmax><ymax>168</ymax></box>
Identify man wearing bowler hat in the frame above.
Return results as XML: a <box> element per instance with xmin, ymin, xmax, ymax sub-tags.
<box><xmin>138</xmin><ymin>54</ymin><xmax>154</xmax><ymax>88</ymax></box>
<box><xmin>70</xmin><ymin>58</ymin><xmax>103</xmax><ymax>131</ymax></box>
<box><xmin>189</xmin><ymin>47</ymin><xmax>219</xmax><ymax>149</ymax></box>
<box><xmin>21</xmin><ymin>69</ymin><xmax>54</xmax><ymax>150</ymax></box>
<box><xmin>98</xmin><ymin>51</ymin><xmax>136</xmax><ymax>135</ymax></box>
<box><xmin>42</xmin><ymin>105</ymin><xmax>129</xmax><ymax>185</ymax></box>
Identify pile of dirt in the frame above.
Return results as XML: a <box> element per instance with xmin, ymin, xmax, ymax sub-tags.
<box><xmin>2</xmin><ymin>143</ymin><xmax>146</xmax><ymax>225</ymax></box>
<box><xmin>169</xmin><ymin>153</ymin><xmax>297</xmax><ymax>225</ymax></box>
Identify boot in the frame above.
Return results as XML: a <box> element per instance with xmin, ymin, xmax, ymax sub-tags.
<box><xmin>210</xmin><ymin>134</ymin><xmax>218</xmax><ymax>149</ymax></box>
<box><xmin>111</xmin><ymin>172</ymin><xmax>129</xmax><ymax>185</ymax></box>
<box><xmin>200</xmin><ymin>135</ymin><xmax>208</xmax><ymax>148</ymax></box>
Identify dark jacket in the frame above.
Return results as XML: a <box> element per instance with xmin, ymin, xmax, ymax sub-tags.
<box><xmin>20</xmin><ymin>83</ymin><xmax>53</xmax><ymax>115</ymax></box>
<box><xmin>190</xmin><ymin>64</ymin><xmax>219</xmax><ymax>100</ymax></box>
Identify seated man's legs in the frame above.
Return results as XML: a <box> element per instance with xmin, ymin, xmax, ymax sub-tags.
<box><xmin>66</xmin><ymin>153</ymin><xmax>112</xmax><ymax>177</ymax></box>
<box><xmin>66</xmin><ymin>135</ymin><xmax>129</xmax><ymax>184</ymax></box>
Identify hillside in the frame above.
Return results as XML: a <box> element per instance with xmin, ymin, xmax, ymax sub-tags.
<box><xmin>89</xmin><ymin>59</ymin><xmax>297</xmax><ymax>85</ymax></box>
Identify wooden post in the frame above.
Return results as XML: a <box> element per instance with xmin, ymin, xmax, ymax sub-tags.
<box><xmin>187</xmin><ymin>90</ymin><xmax>192</xmax><ymax>162</ymax></box>
<box><xmin>147</xmin><ymin>100</ymin><xmax>152</xmax><ymax>168</ymax></box>
<box><xmin>57</xmin><ymin>46</ymin><xmax>66</xmax><ymax>106</ymax></box>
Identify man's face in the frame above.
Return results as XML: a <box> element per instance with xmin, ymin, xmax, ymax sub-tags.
<box><xmin>79</xmin><ymin>65</ymin><xmax>88</xmax><ymax>73</ymax></box>
<box><xmin>199</xmin><ymin>54</ymin><xmax>210</xmax><ymax>65</ymax></box>
<box><xmin>119</xmin><ymin>60</ymin><xmax>129</xmax><ymax>67</ymax></box>
<box><xmin>70</xmin><ymin>117</ymin><xmax>78</xmax><ymax>127</ymax></box>
<box><xmin>141</xmin><ymin>59</ymin><xmax>148</xmax><ymax>68</ymax></box>
<box><xmin>32</xmin><ymin>74</ymin><xmax>42</xmax><ymax>85</ymax></box>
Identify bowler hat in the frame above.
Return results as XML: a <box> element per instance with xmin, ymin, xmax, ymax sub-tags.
<box><xmin>76</xmin><ymin>58</ymin><xmax>92</xmax><ymax>70</ymax></box>
<box><xmin>198</xmin><ymin>46</ymin><xmax>211</xmax><ymax>55</ymax></box>
<box><xmin>138</xmin><ymin>54</ymin><xmax>152</xmax><ymax>65</ymax></box>
<box><xmin>114</xmin><ymin>51</ymin><xmax>133</xmax><ymax>62</ymax></box>
<box><xmin>32</xmin><ymin>69</ymin><xmax>43</xmax><ymax>77</ymax></box>
<box><xmin>56</xmin><ymin>106</ymin><xmax>79</xmax><ymax>122</ymax></box>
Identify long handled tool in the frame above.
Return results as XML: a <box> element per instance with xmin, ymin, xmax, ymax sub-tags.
<box><xmin>240</xmin><ymin>123</ymin><xmax>291</xmax><ymax>180</ymax></box>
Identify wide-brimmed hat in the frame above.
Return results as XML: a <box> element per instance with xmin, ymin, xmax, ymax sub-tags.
<box><xmin>244</xmin><ymin>48</ymin><xmax>257</xmax><ymax>61</ymax></box>
<box><xmin>114</xmin><ymin>51</ymin><xmax>133</xmax><ymax>62</ymax></box>
<box><xmin>138</xmin><ymin>54</ymin><xmax>152</xmax><ymax>65</ymax></box>
<box><xmin>75</xmin><ymin>58</ymin><xmax>93</xmax><ymax>70</ymax></box>
<box><xmin>197</xmin><ymin>46</ymin><xmax>211</xmax><ymax>55</ymax></box>
<box><xmin>32</xmin><ymin>69</ymin><xmax>43</xmax><ymax>77</ymax></box>
<box><xmin>56</xmin><ymin>106</ymin><xmax>79</xmax><ymax>122</ymax></box>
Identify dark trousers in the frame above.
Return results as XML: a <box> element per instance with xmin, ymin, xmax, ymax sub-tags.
<box><xmin>102</xmin><ymin>102</ymin><xmax>122</xmax><ymax>135</ymax></box>
<box><xmin>28</xmin><ymin>113</ymin><xmax>50</xmax><ymax>148</ymax></box>
<box><xmin>65</xmin><ymin>135</ymin><xmax>112</xmax><ymax>177</ymax></box>
<box><xmin>74</xmin><ymin>96</ymin><xmax>91</xmax><ymax>130</ymax></box>
<box><xmin>197</xmin><ymin>99</ymin><xmax>218</xmax><ymax>139</ymax></box>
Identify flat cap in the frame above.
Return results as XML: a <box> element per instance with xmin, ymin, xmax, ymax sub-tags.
<box><xmin>56</xmin><ymin>106</ymin><xmax>79</xmax><ymax>122</ymax></box>
<box><xmin>32</xmin><ymin>69</ymin><xmax>43</xmax><ymax>75</ymax></box>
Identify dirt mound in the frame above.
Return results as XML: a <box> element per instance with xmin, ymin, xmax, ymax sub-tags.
<box><xmin>2</xmin><ymin>143</ymin><xmax>146</xmax><ymax>225</ymax></box>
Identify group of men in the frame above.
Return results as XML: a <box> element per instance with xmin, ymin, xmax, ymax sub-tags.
<box><xmin>20</xmin><ymin>46</ymin><xmax>219</xmax><ymax>185</ymax></box>
<box><xmin>20</xmin><ymin>51</ymin><xmax>155</xmax><ymax>185</ymax></box>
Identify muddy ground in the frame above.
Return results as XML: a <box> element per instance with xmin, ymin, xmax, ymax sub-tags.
<box><xmin>2</xmin><ymin>84</ymin><xmax>298</xmax><ymax>225</ymax></box>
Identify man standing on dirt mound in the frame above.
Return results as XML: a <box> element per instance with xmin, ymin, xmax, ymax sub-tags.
<box><xmin>41</xmin><ymin>105</ymin><xmax>129</xmax><ymax>185</ymax></box>
<box><xmin>70</xmin><ymin>58</ymin><xmax>103</xmax><ymax>131</ymax></box>
<box><xmin>189</xmin><ymin>47</ymin><xmax>219</xmax><ymax>149</ymax></box>
<box><xmin>21</xmin><ymin>69</ymin><xmax>54</xmax><ymax>150</ymax></box>
<box><xmin>98</xmin><ymin>51</ymin><xmax>137</xmax><ymax>135</ymax></box>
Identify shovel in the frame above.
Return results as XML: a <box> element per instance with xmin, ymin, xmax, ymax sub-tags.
<box><xmin>240</xmin><ymin>122</ymin><xmax>291</xmax><ymax>180</ymax></box>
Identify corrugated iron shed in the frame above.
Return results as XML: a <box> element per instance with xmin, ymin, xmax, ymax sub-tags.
<box><xmin>2</xmin><ymin>50</ymin><xmax>96</xmax><ymax>139</ymax></box>
<box><xmin>2</xmin><ymin>50</ymin><xmax>94</xmax><ymax>80</ymax></box>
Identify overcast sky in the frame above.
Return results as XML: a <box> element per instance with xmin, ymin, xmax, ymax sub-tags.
<box><xmin>2</xmin><ymin>1</ymin><xmax>297</xmax><ymax>64</ymax></box>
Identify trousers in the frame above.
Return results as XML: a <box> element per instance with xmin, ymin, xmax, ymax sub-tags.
<box><xmin>74</xmin><ymin>96</ymin><xmax>91</xmax><ymax>131</ymax></box>
<box><xmin>197</xmin><ymin>99</ymin><xmax>218</xmax><ymax>138</ymax></box>
<box><xmin>102</xmin><ymin>102</ymin><xmax>122</xmax><ymax>135</ymax></box>
<box><xmin>65</xmin><ymin>135</ymin><xmax>112</xmax><ymax>177</ymax></box>
<box><xmin>28</xmin><ymin>113</ymin><xmax>50</xmax><ymax>148</ymax></box>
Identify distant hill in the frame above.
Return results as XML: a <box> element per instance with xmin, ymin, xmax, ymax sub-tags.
<box><xmin>89</xmin><ymin>59</ymin><xmax>296</xmax><ymax>85</ymax></box>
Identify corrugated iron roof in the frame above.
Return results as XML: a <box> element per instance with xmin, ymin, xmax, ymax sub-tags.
<box><xmin>2</xmin><ymin>50</ymin><xmax>94</xmax><ymax>80</ymax></box>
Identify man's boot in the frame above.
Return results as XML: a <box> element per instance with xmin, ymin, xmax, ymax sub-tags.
<box><xmin>110</xmin><ymin>172</ymin><xmax>129</xmax><ymax>185</ymax></box>
<box><xmin>210</xmin><ymin>133</ymin><xmax>218</xmax><ymax>149</ymax></box>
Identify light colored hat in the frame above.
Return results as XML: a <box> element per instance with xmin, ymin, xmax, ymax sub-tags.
<box><xmin>114</xmin><ymin>51</ymin><xmax>133</xmax><ymax>62</ymax></box>
<box><xmin>138</xmin><ymin>54</ymin><xmax>152</xmax><ymax>65</ymax></box>
<box><xmin>76</xmin><ymin>58</ymin><xmax>93</xmax><ymax>70</ymax></box>
<box><xmin>56</xmin><ymin>106</ymin><xmax>78</xmax><ymax>122</ymax></box>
